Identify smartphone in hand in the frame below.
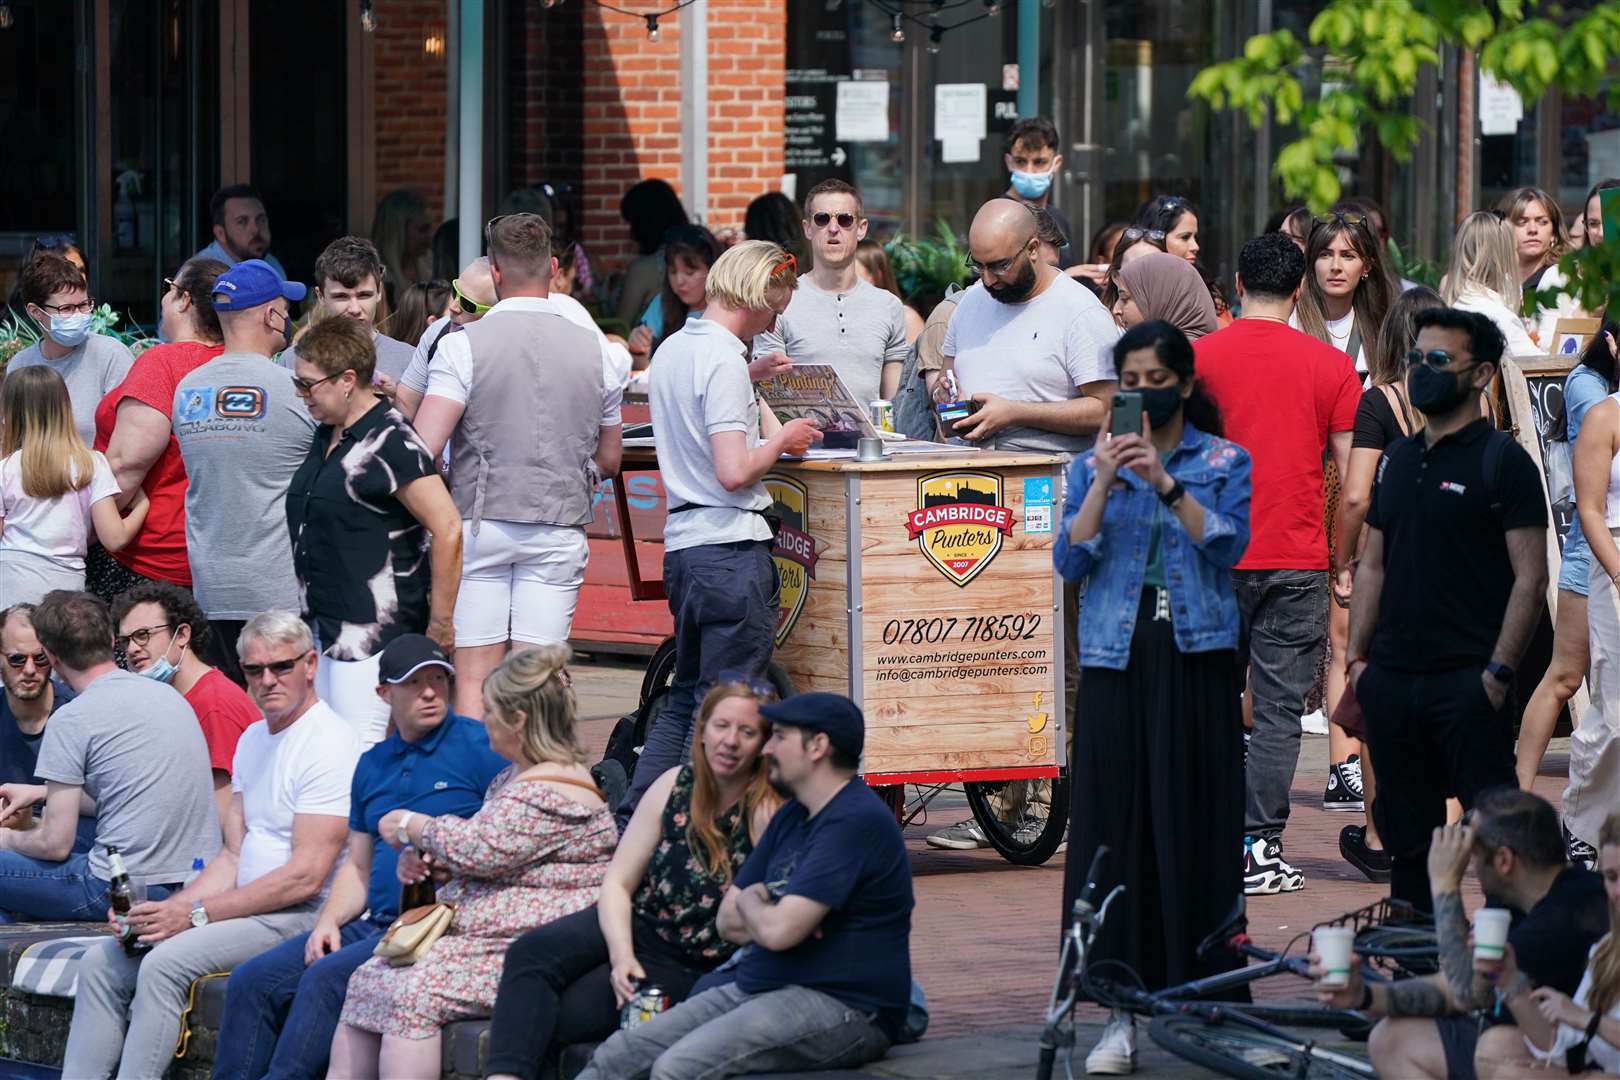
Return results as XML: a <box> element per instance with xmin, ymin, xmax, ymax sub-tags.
<box><xmin>1111</xmin><ymin>391</ymin><xmax>1144</xmax><ymax>438</ymax></box>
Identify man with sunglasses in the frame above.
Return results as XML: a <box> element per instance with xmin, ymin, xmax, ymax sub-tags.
<box><xmin>754</xmin><ymin>179</ymin><xmax>910</xmax><ymax>406</ymax></box>
<box><xmin>1348</xmin><ymin>308</ymin><xmax>1548</xmax><ymax>910</ymax></box>
<box><xmin>279</xmin><ymin>236</ymin><xmax>415</xmax><ymax>388</ymax></box>
<box><xmin>393</xmin><ymin>255</ymin><xmax>498</xmax><ymax>421</ymax></box>
<box><xmin>0</xmin><ymin>604</ymin><xmax>94</xmax><ymax>853</ymax></box>
<box><xmin>173</xmin><ymin>260</ymin><xmax>317</xmax><ymax>686</ymax></box>
<box><xmin>10</xmin><ymin>252</ymin><xmax>134</xmax><ymax>445</ymax></box>
<box><xmin>0</xmin><ymin>591</ymin><xmax>218</xmax><ymax>926</ymax></box>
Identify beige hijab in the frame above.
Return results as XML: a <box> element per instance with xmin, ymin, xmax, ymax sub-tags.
<box><xmin>1119</xmin><ymin>252</ymin><xmax>1219</xmax><ymax>340</ymax></box>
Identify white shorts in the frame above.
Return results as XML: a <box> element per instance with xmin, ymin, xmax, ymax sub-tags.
<box><xmin>313</xmin><ymin>650</ymin><xmax>391</xmax><ymax>750</ymax></box>
<box><xmin>455</xmin><ymin>519</ymin><xmax>588</xmax><ymax>647</ymax></box>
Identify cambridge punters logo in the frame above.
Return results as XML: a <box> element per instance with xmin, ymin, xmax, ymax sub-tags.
<box><xmin>908</xmin><ymin>470</ymin><xmax>1013</xmax><ymax>587</ymax></box>
<box><xmin>765</xmin><ymin>475</ymin><xmax>817</xmax><ymax>646</ymax></box>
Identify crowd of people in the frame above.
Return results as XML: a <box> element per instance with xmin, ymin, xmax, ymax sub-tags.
<box><xmin>0</xmin><ymin>108</ymin><xmax>1617</xmax><ymax>1080</ymax></box>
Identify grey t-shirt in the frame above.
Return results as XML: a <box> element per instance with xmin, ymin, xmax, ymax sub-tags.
<box><xmin>173</xmin><ymin>351</ymin><xmax>317</xmax><ymax>619</ymax></box>
<box><xmin>942</xmin><ymin>276</ymin><xmax>1119</xmax><ymax>454</ymax></box>
<box><xmin>754</xmin><ymin>278</ymin><xmax>909</xmax><ymax>407</ymax></box>
<box><xmin>650</xmin><ymin>318</ymin><xmax>773</xmax><ymax>554</ymax></box>
<box><xmin>281</xmin><ymin>329</ymin><xmax>416</xmax><ymax>384</ymax></box>
<box><xmin>7</xmin><ymin>334</ymin><xmax>135</xmax><ymax>445</ymax></box>
<box><xmin>34</xmin><ymin>669</ymin><xmax>221</xmax><ymax>882</ymax></box>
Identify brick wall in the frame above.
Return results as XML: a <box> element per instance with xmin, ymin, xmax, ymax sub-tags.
<box><xmin>704</xmin><ymin>0</ymin><xmax>786</xmax><ymax>239</ymax></box>
<box><xmin>373</xmin><ymin>0</ymin><xmax>451</xmax><ymax>222</ymax></box>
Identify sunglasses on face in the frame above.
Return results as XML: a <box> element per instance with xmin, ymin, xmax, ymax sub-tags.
<box><xmin>965</xmin><ymin>244</ymin><xmax>1031</xmax><ymax>278</ymax></box>
<box><xmin>451</xmin><ymin>278</ymin><xmax>492</xmax><ymax>314</ymax></box>
<box><xmin>241</xmin><ymin>656</ymin><xmax>305</xmax><ymax>680</ymax></box>
<box><xmin>1406</xmin><ymin>348</ymin><xmax>1472</xmax><ymax>370</ymax></box>
<box><xmin>811</xmin><ymin>211</ymin><xmax>857</xmax><ymax>230</ymax></box>
<box><xmin>3</xmin><ymin>652</ymin><xmax>48</xmax><ymax>670</ymax></box>
<box><xmin>115</xmin><ymin>623</ymin><xmax>173</xmax><ymax>650</ymax></box>
<box><xmin>291</xmin><ymin>370</ymin><xmax>347</xmax><ymax>395</ymax></box>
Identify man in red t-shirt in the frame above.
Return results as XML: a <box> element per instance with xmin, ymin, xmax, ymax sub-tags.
<box><xmin>111</xmin><ymin>583</ymin><xmax>259</xmax><ymax>834</ymax></box>
<box><xmin>1195</xmin><ymin>233</ymin><xmax>1360</xmax><ymax>896</ymax></box>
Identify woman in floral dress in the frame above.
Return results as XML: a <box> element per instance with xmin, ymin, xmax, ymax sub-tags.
<box><xmin>328</xmin><ymin>644</ymin><xmax>616</xmax><ymax>1079</ymax></box>
<box><xmin>484</xmin><ymin>679</ymin><xmax>782</xmax><ymax>1080</ymax></box>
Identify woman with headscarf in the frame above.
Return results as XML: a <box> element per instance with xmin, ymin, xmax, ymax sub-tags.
<box><xmin>1112</xmin><ymin>252</ymin><xmax>1219</xmax><ymax>340</ymax></box>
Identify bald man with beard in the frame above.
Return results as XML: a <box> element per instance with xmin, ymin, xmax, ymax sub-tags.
<box><xmin>394</xmin><ymin>256</ymin><xmax>498</xmax><ymax>420</ymax></box>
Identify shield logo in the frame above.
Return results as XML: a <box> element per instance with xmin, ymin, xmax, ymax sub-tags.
<box><xmin>908</xmin><ymin>470</ymin><xmax>1013</xmax><ymax>587</ymax></box>
<box><xmin>765</xmin><ymin>475</ymin><xmax>817</xmax><ymax>646</ymax></box>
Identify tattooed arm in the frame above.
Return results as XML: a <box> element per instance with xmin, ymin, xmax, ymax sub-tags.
<box><xmin>1432</xmin><ymin>888</ymin><xmax>1492</xmax><ymax>1011</ymax></box>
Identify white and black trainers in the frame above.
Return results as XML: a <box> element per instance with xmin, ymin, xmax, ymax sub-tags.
<box><xmin>1323</xmin><ymin>756</ymin><xmax>1365</xmax><ymax>812</ymax></box>
<box><xmin>1243</xmin><ymin>835</ymin><xmax>1305</xmax><ymax>895</ymax></box>
<box><xmin>1085</xmin><ymin>1010</ymin><xmax>1137</xmax><ymax>1075</ymax></box>
<box><xmin>1566</xmin><ymin>824</ymin><xmax>1599</xmax><ymax>872</ymax></box>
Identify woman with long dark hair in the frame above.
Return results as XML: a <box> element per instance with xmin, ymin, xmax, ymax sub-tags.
<box><xmin>1055</xmin><ymin>320</ymin><xmax>1251</xmax><ymax>1073</ymax></box>
<box><xmin>614</xmin><ymin>179</ymin><xmax>690</xmax><ymax>326</ymax></box>
<box><xmin>1293</xmin><ymin>210</ymin><xmax>1399</xmax><ymax>374</ymax></box>
<box><xmin>628</xmin><ymin>225</ymin><xmax>722</xmax><ymax>366</ymax></box>
<box><xmin>1135</xmin><ymin>194</ymin><xmax>1231</xmax><ymax>325</ymax></box>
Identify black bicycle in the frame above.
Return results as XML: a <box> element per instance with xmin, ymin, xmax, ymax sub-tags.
<box><xmin>1036</xmin><ymin>848</ymin><xmax>1439</xmax><ymax>1079</ymax></box>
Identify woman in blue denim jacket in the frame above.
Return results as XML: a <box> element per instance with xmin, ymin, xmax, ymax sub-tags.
<box><xmin>1053</xmin><ymin>321</ymin><xmax>1252</xmax><ymax>1072</ymax></box>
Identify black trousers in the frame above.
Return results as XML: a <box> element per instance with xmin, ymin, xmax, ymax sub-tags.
<box><xmin>201</xmin><ymin>618</ymin><xmax>248</xmax><ymax>687</ymax></box>
<box><xmin>1359</xmin><ymin>662</ymin><xmax>1517</xmax><ymax>911</ymax></box>
<box><xmin>484</xmin><ymin>905</ymin><xmax>706</xmax><ymax>1080</ymax></box>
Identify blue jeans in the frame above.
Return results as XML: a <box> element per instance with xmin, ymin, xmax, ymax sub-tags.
<box><xmin>620</xmin><ymin>540</ymin><xmax>778</xmax><ymax>823</ymax></box>
<box><xmin>0</xmin><ymin>849</ymin><xmax>110</xmax><ymax>923</ymax></box>
<box><xmin>211</xmin><ymin>919</ymin><xmax>384</xmax><ymax>1080</ymax></box>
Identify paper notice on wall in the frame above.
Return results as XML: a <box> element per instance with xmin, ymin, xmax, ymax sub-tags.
<box><xmin>1478</xmin><ymin>72</ymin><xmax>1524</xmax><ymax>136</ymax></box>
<box><xmin>934</xmin><ymin>83</ymin><xmax>987</xmax><ymax>143</ymax></box>
<box><xmin>941</xmin><ymin>137</ymin><xmax>980</xmax><ymax>163</ymax></box>
<box><xmin>835</xmin><ymin>80</ymin><xmax>889</xmax><ymax>143</ymax></box>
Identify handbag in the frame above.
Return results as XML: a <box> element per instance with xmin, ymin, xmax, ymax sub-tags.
<box><xmin>373</xmin><ymin>902</ymin><xmax>455</xmax><ymax>967</ymax></box>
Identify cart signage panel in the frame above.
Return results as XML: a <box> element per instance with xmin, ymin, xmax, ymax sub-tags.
<box><xmin>766</xmin><ymin>475</ymin><xmax>817</xmax><ymax>646</ymax></box>
<box><xmin>909</xmin><ymin>470</ymin><xmax>1013</xmax><ymax>586</ymax></box>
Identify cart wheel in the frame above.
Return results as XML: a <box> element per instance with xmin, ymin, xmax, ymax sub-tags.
<box><xmin>964</xmin><ymin>776</ymin><xmax>1069</xmax><ymax>866</ymax></box>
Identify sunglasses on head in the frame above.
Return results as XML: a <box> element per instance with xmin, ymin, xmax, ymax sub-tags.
<box><xmin>3</xmin><ymin>652</ymin><xmax>48</xmax><ymax>670</ymax></box>
<box><xmin>33</xmin><ymin>233</ymin><xmax>77</xmax><ymax>250</ymax></box>
<box><xmin>241</xmin><ymin>656</ymin><xmax>305</xmax><ymax>680</ymax></box>
<box><xmin>451</xmin><ymin>278</ymin><xmax>493</xmax><ymax>314</ymax></box>
<box><xmin>769</xmin><ymin>252</ymin><xmax>798</xmax><ymax>277</ymax></box>
<box><xmin>1314</xmin><ymin>211</ymin><xmax>1370</xmax><ymax>231</ymax></box>
<box><xmin>713</xmin><ymin>671</ymin><xmax>779</xmax><ymax>700</ymax></box>
<box><xmin>1405</xmin><ymin>348</ymin><xmax>1472</xmax><ymax>370</ymax></box>
<box><xmin>1122</xmin><ymin>226</ymin><xmax>1166</xmax><ymax>244</ymax></box>
<box><xmin>811</xmin><ymin>211</ymin><xmax>857</xmax><ymax>230</ymax></box>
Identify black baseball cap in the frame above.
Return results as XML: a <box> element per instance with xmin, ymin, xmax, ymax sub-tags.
<box><xmin>377</xmin><ymin>634</ymin><xmax>454</xmax><ymax>685</ymax></box>
<box><xmin>761</xmin><ymin>692</ymin><xmax>865</xmax><ymax>760</ymax></box>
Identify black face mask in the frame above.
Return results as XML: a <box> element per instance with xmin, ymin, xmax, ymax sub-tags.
<box><xmin>987</xmin><ymin>259</ymin><xmax>1039</xmax><ymax>305</ymax></box>
<box><xmin>271</xmin><ymin>310</ymin><xmax>294</xmax><ymax>350</ymax></box>
<box><xmin>1141</xmin><ymin>385</ymin><xmax>1185</xmax><ymax>428</ymax></box>
<box><xmin>1408</xmin><ymin>361</ymin><xmax>1480</xmax><ymax>416</ymax></box>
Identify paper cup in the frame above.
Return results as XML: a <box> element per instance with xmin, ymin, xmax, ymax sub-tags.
<box><xmin>1474</xmin><ymin>908</ymin><xmax>1512</xmax><ymax>961</ymax></box>
<box><xmin>1313</xmin><ymin>926</ymin><xmax>1356</xmax><ymax>988</ymax></box>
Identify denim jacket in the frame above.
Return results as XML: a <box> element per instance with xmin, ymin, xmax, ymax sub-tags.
<box><xmin>1053</xmin><ymin>424</ymin><xmax>1252</xmax><ymax>669</ymax></box>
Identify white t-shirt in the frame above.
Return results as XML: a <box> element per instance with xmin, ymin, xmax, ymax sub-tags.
<box><xmin>649</xmin><ymin>318</ymin><xmax>774</xmax><ymax>553</ymax></box>
<box><xmin>0</xmin><ymin>450</ymin><xmax>120</xmax><ymax>571</ymax></box>
<box><xmin>416</xmin><ymin>294</ymin><xmax>631</xmax><ymax>423</ymax></box>
<box><xmin>942</xmin><ymin>275</ymin><xmax>1119</xmax><ymax>453</ymax></box>
<box><xmin>230</xmin><ymin>700</ymin><xmax>360</xmax><ymax>891</ymax></box>
<box><xmin>1453</xmin><ymin>286</ymin><xmax>1540</xmax><ymax>358</ymax></box>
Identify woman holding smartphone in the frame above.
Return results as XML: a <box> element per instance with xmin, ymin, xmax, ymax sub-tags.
<box><xmin>1054</xmin><ymin>320</ymin><xmax>1252</xmax><ymax>1074</ymax></box>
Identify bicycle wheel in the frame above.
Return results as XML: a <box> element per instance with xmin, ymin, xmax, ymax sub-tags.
<box><xmin>1149</xmin><ymin>1014</ymin><xmax>1374</xmax><ymax>1080</ymax></box>
<box><xmin>1227</xmin><ymin>1002</ymin><xmax>1371</xmax><ymax>1036</ymax></box>
<box><xmin>964</xmin><ymin>775</ymin><xmax>1069</xmax><ymax>865</ymax></box>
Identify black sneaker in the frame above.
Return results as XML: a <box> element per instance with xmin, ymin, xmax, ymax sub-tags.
<box><xmin>1323</xmin><ymin>756</ymin><xmax>1365</xmax><ymax>812</ymax></box>
<box><xmin>1244</xmin><ymin>835</ymin><xmax>1304</xmax><ymax>895</ymax></box>
<box><xmin>1566</xmin><ymin>824</ymin><xmax>1598</xmax><ymax>871</ymax></box>
<box><xmin>1340</xmin><ymin>824</ymin><xmax>1392</xmax><ymax>884</ymax></box>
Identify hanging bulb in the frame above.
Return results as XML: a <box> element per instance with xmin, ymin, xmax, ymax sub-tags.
<box><xmin>645</xmin><ymin>13</ymin><xmax>660</xmax><ymax>42</ymax></box>
<box><xmin>984</xmin><ymin>0</ymin><xmax>1003</xmax><ymax>15</ymax></box>
<box><xmin>359</xmin><ymin>0</ymin><xmax>377</xmax><ymax>32</ymax></box>
<box><xmin>890</xmin><ymin>13</ymin><xmax>905</xmax><ymax>43</ymax></box>
<box><xmin>927</xmin><ymin>26</ymin><xmax>943</xmax><ymax>54</ymax></box>
<box><xmin>0</xmin><ymin>3</ymin><xmax>14</xmax><ymax>31</ymax></box>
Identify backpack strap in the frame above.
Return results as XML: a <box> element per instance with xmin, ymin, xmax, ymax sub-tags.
<box><xmin>1378</xmin><ymin>383</ymin><xmax>1417</xmax><ymax>439</ymax></box>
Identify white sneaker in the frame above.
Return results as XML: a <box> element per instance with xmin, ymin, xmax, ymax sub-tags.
<box><xmin>1300</xmin><ymin>709</ymin><xmax>1329</xmax><ymax>735</ymax></box>
<box><xmin>1085</xmin><ymin>1010</ymin><xmax>1137</xmax><ymax>1075</ymax></box>
<box><xmin>926</xmin><ymin>818</ymin><xmax>988</xmax><ymax>850</ymax></box>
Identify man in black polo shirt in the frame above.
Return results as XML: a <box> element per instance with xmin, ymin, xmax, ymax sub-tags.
<box><xmin>1347</xmin><ymin>307</ymin><xmax>1548</xmax><ymax>910</ymax></box>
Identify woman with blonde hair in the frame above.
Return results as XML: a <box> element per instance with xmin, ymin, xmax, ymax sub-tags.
<box><xmin>329</xmin><ymin>644</ymin><xmax>615</xmax><ymax>1080</ymax></box>
<box><xmin>1441</xmin><ymin>211</ymin><xmax>1538</xmax><ymax>357</ymax></box>
<box><xmin>0</xmin><ymin>366</ymin><xmax>148</xmax><ymax>606</ymax></box>
<box><xmin>484</xmin><ymin>677</ymin><xmax>782</xmax><ymax>1080</ymax></box>
<box><xmin>1499</xmin><ymin>186</ymin><xmax>1570</xmax><ymax>290</ymax></box>
<box><xmin>371</xmin><ymin>188</ymin><xmax>436</xmax><ymax>305</ymax></box>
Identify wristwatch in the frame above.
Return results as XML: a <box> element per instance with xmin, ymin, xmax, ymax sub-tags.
<box><xmin>1485</xmin><ymin>661</ymin><xmax>1515</xmax><ymax>684</ymax></box>
<box><xmin>189</xmin><ymin>901</ymin><xmax>209</xmax><ymax>928</ymax></box>
<box><xmin>395</xmin><ymin>811</ymin><xmax>415</xmax><ymax>848</ymax></box>
<box><xmin>1157</xmin><ymin>479</ymin><xmax>1187</xmax><ymax>507</ymax></box>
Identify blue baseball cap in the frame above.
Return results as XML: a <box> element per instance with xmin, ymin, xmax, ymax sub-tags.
<box><xmin>211</xmin><ymin>259</ymin><xmax>306</xmax><ymax>311</ymax></box>
<box><xmin>761</xmin><ymin>692</ymin><xmax>865</xmax><ymax>760</ymax></box>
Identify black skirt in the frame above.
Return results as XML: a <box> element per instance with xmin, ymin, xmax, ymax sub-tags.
<box><xmin>1062</xmin><ymin>588</ymin><xmax>1246</xmax><ymax>993</ymax></box>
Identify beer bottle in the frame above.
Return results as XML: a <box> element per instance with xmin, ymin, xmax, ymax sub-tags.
<box><xmin>107</xmin><ymin>847</ymin><xmax>147</xmax><ymax>957</ymax></box>
<box><xmin>400</xmin><ymin>848</ymin><xmax>436</xmax><ymax>911</ymax></box>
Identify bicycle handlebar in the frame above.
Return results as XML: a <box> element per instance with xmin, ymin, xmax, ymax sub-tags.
<box><xmin>1075</xmin><ymin>846</ymin><xmax>1109</xmax><ymax>913</ymax></box>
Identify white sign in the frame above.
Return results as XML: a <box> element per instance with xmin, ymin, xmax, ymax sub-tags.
<box><xmin>1478</xmin><ymin>72</ymin><xmax>1524</xmax><ymax>137</ymax></box>
<box><xmin>934</xmin><ymin>82</ymin><xmax>987</xmax><ymax>143</ymax></box>
<box><xmin>836</xmin><ymin>80</ymin><xmax>890</xmax><ymax>143</ymax></box>
<box><xmin>941</xmin><ymin>138</ymin><xmax>980</xmax><ymax>163</ymax></box>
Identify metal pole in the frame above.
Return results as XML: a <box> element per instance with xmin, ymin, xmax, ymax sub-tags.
<box><xmin>1017</xmin><ymin>0</ymin><xmax>1040</xmax><ymax>118</ymax></box>
<box><xmin>458</xmin><ymin>0</ymin><xmax>484</xmax><ymax>267</ymax></box>
<box><xmin>680</xmin><ymin>0</ymin><xmax>709</xmax><ymax>222</ymax></box>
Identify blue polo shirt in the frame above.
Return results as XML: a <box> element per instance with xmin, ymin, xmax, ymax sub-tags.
<box><xmin>347</xmin><ymin>713</ymin><xmax>507</xmax><ymax>923</ymax></box>
<box><xmin>0</xmin><ymin>682</ymin><xmax>95</xmax><ymax>852</ymax></box>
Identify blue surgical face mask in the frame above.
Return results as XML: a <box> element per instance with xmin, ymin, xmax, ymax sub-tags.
<box><xmin>1009</xmin><ymin>168</ymin><xmax>1054</xmax><ymax>200</ymax></box>
<box><xmin>46</xmin><ymin>312</ymin><xmax>92</xmax><ymax>349</ymax></box>
<box><xmin>136</xmin><ymin>637</ymin><xmax>181</xmax><ymax>684</ymax></box>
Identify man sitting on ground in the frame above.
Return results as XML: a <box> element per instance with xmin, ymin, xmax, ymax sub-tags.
<box><xmin>62</xmin><ymin>610</ymin><xmax>358</xmax><ymax>1080</ymax></box>
<box><xmin>114</xmin><ymin>582</ymin><xmax>260</xmax><ymax>827</ymax></box>
<box><xmin>579</xmin><ymin>693</ymin><xmax>913</xmax><ymax>1079</ymax></box>
<box><xmin>211</xmin><ymin>634</ymin><xmax>507</xmax><ymax>1080</ymax></box>
<box><xmin>1312</xmin><ymin>789</ymin><xmax>1607</xmax><ymax>1080</ymax></box>
<box><xmin>0</xmin><ymin>591</ymin><xmax>218</xmax><ymax>923</ymax></box>
<box><xmin>0</xmin><ymin>604</ymin><xmax>92</xmax><ymax>853</ymax></box>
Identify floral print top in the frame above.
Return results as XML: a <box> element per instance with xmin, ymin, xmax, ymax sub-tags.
<box><xmin>631</xmin><ymin>765</ymin><xmax>754</xmax><ymax>969</ymax></box>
